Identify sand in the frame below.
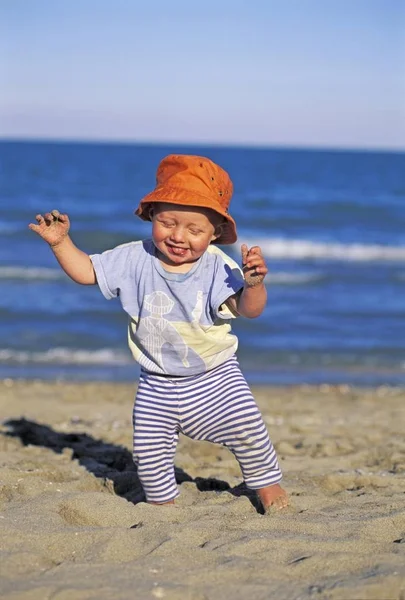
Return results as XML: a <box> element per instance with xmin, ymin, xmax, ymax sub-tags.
<box><xmin>0</xmin><ymin>379</ymin><xmax>404</xmax><ymax>600</ymax></box>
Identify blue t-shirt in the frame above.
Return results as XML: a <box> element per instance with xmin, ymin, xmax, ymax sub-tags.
<box><xmin>90</xmin><ymin>239</ymin><xmax>245</xmax><ymax>376</ymax></box>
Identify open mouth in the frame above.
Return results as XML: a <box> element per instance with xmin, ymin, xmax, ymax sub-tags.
<box><xmin>166</xmin><ymin>244</ymin><xmax>188</xmax><ymax>257</ymax></box>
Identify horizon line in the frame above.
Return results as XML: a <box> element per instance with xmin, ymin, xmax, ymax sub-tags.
<box><xmin>0</xmin><ymin>135</ymin><xmax>404</xmax><ymax>156</ymax></box>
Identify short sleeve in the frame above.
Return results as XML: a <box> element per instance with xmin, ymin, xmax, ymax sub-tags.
<box><xmin>209</xmin><ymin>251</ymin><xmax>245</xmax><ymax>320</ymax></box>
<box><xmin>90</xmin><ymin>243</ymin><xmax>136</xmax><ymax>300</ymax></box>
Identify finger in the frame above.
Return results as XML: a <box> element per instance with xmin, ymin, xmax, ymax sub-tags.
<box><xmin>241</xmin><ymin>244</ymin><xmax>248</xmax><ymax>265</ymax></box>
<box><xmin>35</xmin><ymin>214</ymin><xmax>44</xmax><ymax>224</ymax></box>
<box><xmin>244</xmin><ymin>256</ymin><xmax>267</xmax><ymax>270</ymax></box>
<box><xmin>245</xmin><ymin>255</ymin><xmax>264</xmax><ymax>265</ymax></box>
<box><xmin>28</xmin><ymin>223</ymin><xmax>40</xmax><ymax>233</ymax></box>
<box><xmin>246</xmin><ymin>266</ymin><xmax>267</xmax><ymax>278</ymax></box>
<box><xmin>247</xmin><ymin>246</ymin><xmax>263</xmax><ymax>258</ymax></box>
<box><xmin>58</xmin><ymin>213</ymin><xmax>69</xmax><ymax>224</ymax></box>
<box><xmin>249</xmin><ymin>266</ymin><xmax>267</xmax><ymax>275</ymax></box>
<box><xmin>43</xmin><ymin>212</ymin><xmax>55</xmax><ymax>223</ymax></box>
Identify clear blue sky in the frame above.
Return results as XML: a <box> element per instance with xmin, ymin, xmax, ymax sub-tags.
<box><xmin>1</xmin><ymin>0</ymin><xmax>404</xmax><ymax>150</ymax></box>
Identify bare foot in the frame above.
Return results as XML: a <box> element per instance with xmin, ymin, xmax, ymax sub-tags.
<box><xmin>257</xmin><ymin>484</ymin><xmax>289</xmax><ymax>512</ymax></box>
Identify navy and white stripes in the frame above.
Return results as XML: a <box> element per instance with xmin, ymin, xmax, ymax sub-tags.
<box><xmin>133</xmin><ymin>356</ymin><xmax>282</xmax><ymax>503</ymax></box>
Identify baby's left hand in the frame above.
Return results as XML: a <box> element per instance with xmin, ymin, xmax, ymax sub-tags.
<box><xmin>241</xmin><ymin>244</ymin><xmax>268</xmax><ymax>287</ymax></box>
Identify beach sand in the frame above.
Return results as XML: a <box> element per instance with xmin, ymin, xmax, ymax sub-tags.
<box><xmin>0</xmin><ymin>379</ymin><xmax>404</xmax><ymax>600</ymax></box>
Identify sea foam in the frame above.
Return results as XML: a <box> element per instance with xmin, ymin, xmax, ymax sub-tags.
<box><xmin>241</xmin><ymin>238</ymin><xmax>405</xmax><ymax>262</ymax></box>
<box><xmin>0</xmin><ymin>266</ymin><xmax>64</xmax><ymax>280</ymax></box>
<box><xmin>0</xmin><ymin>348</ymin><xmax>132</xmax><ymax>365</ymax></box>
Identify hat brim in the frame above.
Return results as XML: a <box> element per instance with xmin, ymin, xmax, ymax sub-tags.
<box><xmin>134</xmin><ymin>187</ymin><xmax>237</xmax><ymax>245</ymax></box>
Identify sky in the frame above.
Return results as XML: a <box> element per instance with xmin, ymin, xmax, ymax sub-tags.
<box><xmin>1</xmin><ymin>0</ymin><xmax>404</xmax><ymax>150</ymax></box>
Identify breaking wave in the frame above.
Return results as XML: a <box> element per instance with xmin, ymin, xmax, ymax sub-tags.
<box><xmin>240</xmin><ymin>238</ymin><xmax>405</xmax><ymax>262</ymax></box>
<box><xmin>0</xmin><ymin>348</ymin><xmax>132</xmax><ymax>366</ymax></box>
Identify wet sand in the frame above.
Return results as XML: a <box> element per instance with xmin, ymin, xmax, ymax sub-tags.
<box><xmin>1</xmin><ymin>379</ymin><xmax>404</xmax><ymax>600</ymax></box>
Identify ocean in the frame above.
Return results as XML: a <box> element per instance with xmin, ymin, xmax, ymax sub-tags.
<box><xmin>1</xmin><ymin>140</ymin><xmax>404</xmax><ymax>386</ymax></box>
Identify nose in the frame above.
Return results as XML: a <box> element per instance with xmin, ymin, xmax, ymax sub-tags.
<box><xmin>169</xmin><ymin>226</ymin><xmax>185</xmax><ymax>244</ymax></box>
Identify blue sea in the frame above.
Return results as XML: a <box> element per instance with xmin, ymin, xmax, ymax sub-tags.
<box><xmin>1</xmin><ymin>140</ymin><xmax>404</xmax><ymax>386</ymax></box>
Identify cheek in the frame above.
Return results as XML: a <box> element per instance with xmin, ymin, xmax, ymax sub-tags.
<box><xmin>152</xmin><ymin>222</ymin><xmax>165</xmax><ymax>242</ymax></box>
<box><xmin>190</xmin><ymin>235</ymin><xmax>213</xmax><ymax>253</ymax></box>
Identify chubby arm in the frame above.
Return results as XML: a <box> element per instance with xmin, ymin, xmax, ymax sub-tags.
<box><xmin>226</xmin><ymin>244</ymin><xmax>268</xmax><ymax>318</ymax></box>
<box><xmin>28</xmin><ymin>211</ymin><xmax>96</xmax><ymax>285</ymax></box>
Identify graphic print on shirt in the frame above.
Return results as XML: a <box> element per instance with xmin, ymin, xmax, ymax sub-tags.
<box><xmin>191</xmin><ymin>291</ymin><xmax>203</xmax><ymax>324</ymax></box>
<box><xmin>140</xmin><ymin>290</ymin><xmax>190</xmax><ymax>369</ymax></box>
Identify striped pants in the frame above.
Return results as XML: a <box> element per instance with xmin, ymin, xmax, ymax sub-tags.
<box><xmin>133</xmin><ymin>356</ymin><xmax>282</xmax><ymax>503</ymax></box>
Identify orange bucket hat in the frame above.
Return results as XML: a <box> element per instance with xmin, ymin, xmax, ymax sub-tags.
<box><xmin>135</xmin><ymin>154</ymin><xmax>237</xmax><ymax>245</ymax></box>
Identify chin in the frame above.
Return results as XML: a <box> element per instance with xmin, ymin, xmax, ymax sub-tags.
<box><xmin>168</xmin><ymin>255</ymin><xmax>187</xmax><ymax>265</ymax></box>
<box><xmin>158</xmin><ymin>249</ymin><xmax>186</xmax><ymax>265</ymax></box>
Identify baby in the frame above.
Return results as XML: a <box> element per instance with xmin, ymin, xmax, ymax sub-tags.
<box><xmin>29</xmin><ymin>154</ymin><xmax>288</xmax><ymax>512</ymax></box>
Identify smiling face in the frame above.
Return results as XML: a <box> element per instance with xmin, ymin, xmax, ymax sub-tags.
<box><xmin>151</xmin><ymin>203</ymin><xmax>222</xmax><ymax>272</ymax></box>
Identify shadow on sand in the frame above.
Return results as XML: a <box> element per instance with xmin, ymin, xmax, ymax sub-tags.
<box><xmin>2</xmin><ymin>418</ymin><xmax>263</xmax><ymax>513</ymax></box>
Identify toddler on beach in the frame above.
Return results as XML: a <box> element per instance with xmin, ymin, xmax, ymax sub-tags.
<box><xmin>29</xmin><ymin>154</ymin><xmax>288</xmax><ymax>512</ymax></box>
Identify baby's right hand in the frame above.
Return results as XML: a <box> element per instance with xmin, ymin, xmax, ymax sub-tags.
<box><xmin>28</xmin><ymin>210</ymin><xmax>70</xmax><ymax>247</ymax></box>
